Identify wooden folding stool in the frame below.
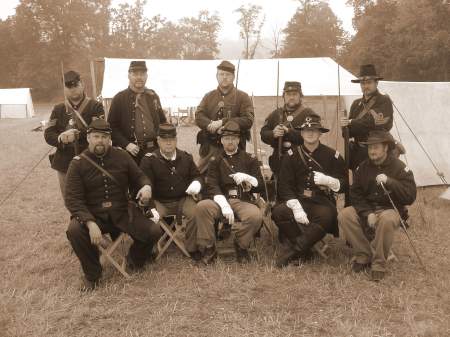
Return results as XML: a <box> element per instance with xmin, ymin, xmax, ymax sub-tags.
<box><xmin>98</xmin><ymin>232</ymin><xmax>131</xmax><ymax>279</ymax></box>
<box><xmin>156</xmin><ymin>217</ymin><xmax>191</xmax><ymax>260</ymax></box>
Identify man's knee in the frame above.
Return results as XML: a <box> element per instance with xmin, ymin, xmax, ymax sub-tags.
<box><xmin>272</xmin><ymin>203</ymin><xmax>291</xmax><ymax>222</ymax></box>
<box><xmin>378</xmin><ymin>210</ymin><xmax>399</xmax><ymax>230</ymax></box>
<box><xmin>66</xmin><ymin>218</ymin><xmax>85</xmax><ymax>241</ymax></box>
<box><xmin>338</xmin><ymin>206</ymin><xmax>358</xmax><ymax>225</ymax></box>
<box><xmin>196</xmin><ymin>199</ymin><xmax>218</xmax><ymax>217</ymax></box>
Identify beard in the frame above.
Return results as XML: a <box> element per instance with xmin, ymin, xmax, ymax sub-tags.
<box><xmin>93</xmin><ymin>144</ymin><xmax>107</xmax><ymax>156</ymax></box>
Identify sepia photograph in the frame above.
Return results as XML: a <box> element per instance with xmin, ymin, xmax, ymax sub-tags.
<box><xmin>0</xmin><ymin>0</ymin><xmax>449</xmax><ymax>336</ymax></box>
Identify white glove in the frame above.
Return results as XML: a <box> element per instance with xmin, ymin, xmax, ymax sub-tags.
<box><xmin>229</xmin><ymin>172</ymin><xmax>258</xmax><ymax>187</ymax></box>
<box><xmin>313</xmin><ymin>171</ymin><xmax>340</xmax><ymax>192</ymax></box>
<box><xmin>185</xmin><ymin>180</ymin><xmax>201</xmax><ymax>195</ymax></box>
<box><xmin>136</xmin><ymin>185</ymin><xmax>152</xmax><ymax>205</ymax></box>
<box><xmin>376</xmin><ymin>174</ymin><xmax>388</xmax><ymax>185</ymax></box>
<box><xmin>58</xmin><ymin>129</ymin><xmax>79</xmax><ymax>144</ymax></box>
<box><xmin>149</xmin><ymin>208</ymin><xmax>160</xmax><ymax>223</ymax></box>
<box><xmin>213</xmin><ymin>194</ymin><xmax>234</xmax><ymax>224</ymax></box>
<box><xmin>207</xmin><ymin>120</ymin><xmax>223</xmax><ymax>133</ymax></box>
<box><xmin>126</xmin><ymin>143</ymin><xmax>140</xmax><ymax>157</ymax></box>
<box><xmin>286</xmin><ymin>199</ymin><xmax>309</xmax><ymax>225</ymax></box>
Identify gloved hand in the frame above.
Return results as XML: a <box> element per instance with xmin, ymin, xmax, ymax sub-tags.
<box><xmin>58</xmin><ymin>129</ymin><xmax>79</xmax><ymax>144</ymax></box>
<box><xmin>229</xmin><ymin>172</ymin><xmax>258</xmax><ymax>187</ymax></box>
<box><xmin>136</xmin><ymin>185</ymin><xmax>152</xmax><ymax>205</ymax></box>
<box><xmin>185</xmin><ymin>180</ymin><xmax>201</xmax><ymax>195</ymax></box>
<box><xmin>149</xmin><ymin>208</ymin><xmax>160</xmax><ymax>223</ymax></box>
<box><xmin>313</xmin><ymin>171</ymin><xmax>340</xmax><ymax>192</ymax></box>
<box><xmin>126</xmin><ymin>143</ymin><xmax>140</xmax><ymax>157</ymax></box>
<box><xmin>86</xmin><ymin>221</ymin><xmax>102</xmax><ymax>246</ymax></box>
<box><xmin>286</xmin><ymin>199</ymin><xmax>309</xmax><ymax>225</ymax></box>
<box><xmin>213</xmin><ymin>194</ymin><xmax>234</xmax><ymax>224</ymax></box>
<box><xmin>273</xmin><ymin>125</ymin><xmax>286</xmax><ymax>138</ymax></box>
<box><xmin>367</xmin><ymin>213</ymin><xmax>378</xmax><ymax>228</ymax></box>
<box><xmin>376</xmin><ymin>174</ymin><xmax>388</xmax><ymax>185</ymax></box>
<box><xmin>207</xmin><ymin>120</ymin><xmax>223</xmax><ymax>133</ymax></box>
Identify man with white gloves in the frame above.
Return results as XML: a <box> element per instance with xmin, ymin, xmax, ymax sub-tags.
<box><xmin>271</xmin><ymin>111</ymin><xmax>347</xmax><ymax>267</ymax></box>
<box><xmin>187</xmin><ymin>121</ymin><xmax>263</xmax><ymax>264</ymax></box>
<box><xmin>139</xmin><ymin>123</ymin><xmax>202</xmax><ymax>248</ymax></box>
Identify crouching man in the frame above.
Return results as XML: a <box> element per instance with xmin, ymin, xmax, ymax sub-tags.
<box><xmin>338</xmin><ymin>130</ymin><xmax>416</xmax><ymax>281</ymax></box>
<box><xmin>272</xmin><ymin>112</ymin><xmax>347</xmax><ymax>267</ymax></box>
<box><xmin>65</xmin><ymin>119</ymin><xmax>161</xmax><ymax>290</ymax></box>
<box><xmin>186</xmin><ymin>121</ymin><xmax>263</xmax><ymax>264</ymax></box>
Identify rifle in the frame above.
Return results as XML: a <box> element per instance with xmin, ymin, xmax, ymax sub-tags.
<box><xmin>380</xmin><ymin>182</ymin><xmax>427</xmax><ymax>272</ymax></box>
<box><xmin>276</xmin><ymin>60</ymin><xmax>282</xmax><ymax>158</ymax></box>
<box><xmin>338</xmin><ymin>63</ymin><xmax>350</xmax><ymax>206</ymax></box>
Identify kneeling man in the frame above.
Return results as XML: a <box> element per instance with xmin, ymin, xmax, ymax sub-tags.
<box><xmin>65</xmin><ymin>119</ymin><xmax>161</xmax><ymax>290</ymax></box>
<box><xmin>338</xmin><ymin>130</ymin><xmax>416</xmax><ymax>281</ymax></box>
<box><xmin>272</xmin><ymin>112</ymin><xmax>346</xmax><ymax>267</ymax></box>
<box><xmin>187</xmin><ymin>121</ymin><xmax>263</xmax><ymax>264</ymax></box>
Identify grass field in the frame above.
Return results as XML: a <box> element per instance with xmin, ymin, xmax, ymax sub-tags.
<box><xmin>0</xmin><ymin>108</ymin><xmax>449</xmax><ymax>337</ymax></box>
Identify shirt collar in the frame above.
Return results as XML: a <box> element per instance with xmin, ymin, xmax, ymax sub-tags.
<box><xmin>160</xmin><ymin>150</ymin><xmax>176</xmax><ymax>161</ymax></box>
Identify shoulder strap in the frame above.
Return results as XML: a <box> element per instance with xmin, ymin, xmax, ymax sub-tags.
<box><xmin>220</xmin><ymin>155</ymin><xmax>236</xmax><ymax>174</ymax></box>
<box><xmin>80</xmin><ymin>153</ymin><xmax>130</xmax><ymax>199</ymax></box>
<box><xmin>297</xmin><ymin>145</ymin><xmax>324</xmax><ymax>171</ymax></box>
<box><xmin>354</xmin><ymin>95</ymin><xmax>377</xmax><ymax>120</ymax></box>
<box><xmin>65</xmin><ymin>98</ymin><xmax>90</xmax><ymax>129</ymax></box>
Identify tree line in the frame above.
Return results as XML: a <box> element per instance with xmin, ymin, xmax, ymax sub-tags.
<box><xmin>0</xmin><ymin>0</ymin><xmax>449</xmax><ymax>101</ymax></box>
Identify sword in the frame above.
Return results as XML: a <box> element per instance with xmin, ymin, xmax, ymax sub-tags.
<box><xmin>380</xmin><ymin>182</ymin><xmax>427</xmax><ymax>272</ymax></box>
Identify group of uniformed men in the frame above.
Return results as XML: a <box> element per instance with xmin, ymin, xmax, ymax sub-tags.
<box><xmin>44</xmin><ymin>60</ymin><xmax>417</xmax><ymax>290</ymax></box>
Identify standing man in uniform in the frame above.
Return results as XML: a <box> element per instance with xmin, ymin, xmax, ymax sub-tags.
<box><xmin>44</xmin><ymin>70</ymin><xmax>104</xmax><ymax>197</ymax></box>
<box><xmin>187</xmin><ymin>121</ymin><xmax>263</xmax><ymax>264</ymax></box>
<box><xmin>195</xmin><ymin>60</ymin><xmax>254</xmax><ymax>174</ymax></box>
<box><xmin>139</xmin><ymin>123</ymin><xmax>202</xmax><ymax>245</ymax></box>
<box><xmin>260</xmin><ymin>81</ymin><xmax>313</xmax><ymax>177</ymax></box>
<box><xmin>338</xmin><ymin>130</ymin><xmax>416</xmax><ymax>281</ymax></box>
<box><xmin>340</xmin><ymin>64</ymin><xmax>394</xmax><ymax>170</ymax></box>
<box><xmin>108</xmin><ymin>60</ymin><xmax>167</xmax><ymax>164</ymax></box>
<box><xmin>272</xmin><ymin>112</ymin><xmax>347</xmax><ymax>267</ymax></box>
<box><xmin>65</xmin><ymin>119</ymin><xmax>160</xmax><ymax>290</ymax></box>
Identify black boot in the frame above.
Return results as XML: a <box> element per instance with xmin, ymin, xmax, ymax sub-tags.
<box><xmin>294</xmin><ymin>223</ymin><xmax>326</xmax><ymax>254</ymax></box>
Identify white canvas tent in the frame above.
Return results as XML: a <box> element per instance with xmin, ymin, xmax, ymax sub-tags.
<box><xmin>0</xmin><ymin>88</ymin><xmax>35</xmax><ymax>118</ymax></box>
<box><xmin>101</xmin><ymin>57</ymin><xmax>450</xmax><ymax>187</ymax></box>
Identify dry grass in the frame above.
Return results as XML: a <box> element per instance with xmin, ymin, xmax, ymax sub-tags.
<box><xmin>0</xmin><ymin>108</ymin><xmax>449</xmax><ymax>337</ymax></box>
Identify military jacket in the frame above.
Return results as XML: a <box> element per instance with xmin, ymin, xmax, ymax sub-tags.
<box><xmin>65</xmin><ymin>147</ymin><xmax>150</xmax><ymax>231</ymax></box>
<box><xmin>107</xmin><ymin>88</ymin><xmax>167</xmax><ymax>149</ymax></box>
<box><xmin>351</xmin><ymin>154</ymin><xmax>416</xmax><ymax>219</ymax></box>
<box><xmin>278</xmin><ymin>143</ymin><xmax>347</xmax><ymax>203</ymax></box>
<box><xmin>44</xmin><ymin>97</ymin><xmax>104</xmax><ymax>172</ymax></box>
<box><xmin>206</xmin><ymin>149</ymin><xmax>263</xmax><ymax>200</ymax></box>
<box><xmin>195</xmin><ymin>86</ymin><xmax>254</xmax><ymax>146</ymax></box>
<box><xmin>139</xmin><ymin>149</ymin><xmax>202</xmax><ymax>203</ymax></box>
<box><xmin>348</xmin><ymin>90</ymin><xmax>393</xmax><ymax>143</ymax></box>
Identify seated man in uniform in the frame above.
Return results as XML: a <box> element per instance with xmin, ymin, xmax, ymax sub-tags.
<box><xmin>186</xmin><ymin>121</ymin><xmax>263</xmax><ymax>264</ymax></box>
<box><xmin>139</xmin><ymin>123</ymin><xmax>202</xmax><ymax>244</ymax></box>
<box><xmin>272</xmin><ymin>112</ymin><xmax>347</xmax><ymax>268</ymax></box>
<box><xmin>338</xmin><ymin>130</ymin><xmax>416</xmax><ymax>281</ymax></box>
<box><xmin>65</xmin><ymin>119</ymin><xmax>161</xmax><ymax>291</ymax></box>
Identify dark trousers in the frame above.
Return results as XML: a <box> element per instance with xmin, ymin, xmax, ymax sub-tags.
<box><xmin>66</xmin><ymin>213</ymin><xmax>161</xmax><ymax>281</ymax></box>
<box><xmin>272</xmin><ymin>199</ymin><xmax>337</xmax><ymax>248</ymax></box>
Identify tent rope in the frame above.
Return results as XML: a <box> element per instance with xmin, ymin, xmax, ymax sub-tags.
<box><xmin>392</xmin><ymin>101</ymin><xmax>448</xmax><ymax>185</ymax></box>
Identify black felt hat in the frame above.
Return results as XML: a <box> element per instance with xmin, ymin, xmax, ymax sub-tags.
<box><xmin>295</xmin><ymin>111</ymin><xmax>329</xmax><ymax>133</ymax></box>
<box><xmin>87</xmin><ymin>118</ymin><xmax>112</xmax><ymax>134</ymax></box>
<box><xmin>158</xmin><ymin>123</ymin><xmax>177</xmax><ymax>138</ymax></box>
<box><xmin>63</xmin><ymin>70</ymin><xmax>81</xmax><ymax>88</ymax></box>
<box><xmin>129</xmin><ymin>60</ymin><xmax>147</xmax><ymax>72</ymax></box>
<box><xmin>283</xmin><ymin>81</ymin><xmax>302</xmax><ymax>95</ymax></box>
<box><xmin>351</xmin><ymin>64</ymin><xmax>383</xmax><ymax>83</ymax></box>
<box><xmin>360</xmin><ymin>130</ymin><xmax>395</xmax><ymax>149</ymax></box>
<box><xmin>217</xmin><ymin>60</ymin><xmax>235</xmax><ymax>74</ymax></box>
<box><xmin>221</xmin><ymin>120</ymin><xmax>240</xmax><ymax>136</ymax></box>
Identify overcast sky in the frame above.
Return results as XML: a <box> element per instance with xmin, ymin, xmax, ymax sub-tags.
<box><xmin>0</xmin><ymin>0</ymin><xmax>355</xmax><ymax>40</ymax></box>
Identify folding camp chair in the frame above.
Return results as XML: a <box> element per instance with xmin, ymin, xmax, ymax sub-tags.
<box><xmin>314</xmin><ymin>238</ymin><xmax>330</xmax><ymax>259</ymax></box>
<box><xmin>156</xmin><ymin>216</ymin><xmax>191</xmax><ymax>260</ymax></box>
<box><xmin>98</xmin><ymin>232</ymin><xmax>131</xmax><ymax>279</ymax></box>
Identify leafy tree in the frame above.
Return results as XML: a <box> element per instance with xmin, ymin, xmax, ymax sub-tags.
<box><xmin>281</xmin><ymin>0</ymin><xmax>346</xmax><ymax>57</ymax></box>
<box><xmin>234</xmin><ymin>4</ymin><xmax>265</xmax><ymax>59</ymax></box>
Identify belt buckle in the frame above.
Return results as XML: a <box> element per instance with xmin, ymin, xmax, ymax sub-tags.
<box><xmin>102</xmin><ymin>201</ymin><xmax>112</xmax><ymax>208</ymax></box>
<box><xmin>229</xmin><ymin>189</ymin><xmax>238</xmax><ymax>197</ymax></box>
<box><xmin>282</xmin><ymin>141</ymin><xmax>292</xmax><ymax>148</ymax></box>
<box><xmin>303</xmin><ymin>189</ymin><xmax>313</xmax><ymax>198</ymax></box>
<box><xmin>146</xmin><ymin>141</ymin><xmax>154</xmax><ymax>148</ymax></box>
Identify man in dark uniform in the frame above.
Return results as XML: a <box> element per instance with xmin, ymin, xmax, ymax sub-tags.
<box><xmin>44</xmin><ymin>70</ymin><xmax>104</xmax><ymax>197</ymax></box>
<box><xmin>139</xmin><ymin>123</ymin><xmax>202</xmax><ymax>243</ymax></box>
<box><xmin>260</xmin><ymin>81</ymin><xmax>313</xmax><ymax>177</ymax></box>
<box><xmin>187</xmin><ymin>121</ymin><xmax>263</xmax><ymax>264</ymax></box>
<box><xmin>340</xmin><ymin>64</ymin><xmax>394</xmax><ymax>170</ymax></box>
<box><xmin>108</xmin><ymin>60</ymin><xmax>167</xmax><ymax>164</ymax></box>
<box><xmin>65</xmin><ymin>119</ymin><xmax>160</xmax><ymax>290</ymax></box>
<box><xmin>195</xmin><ymin>60</ymin><xmax>254</xmax><ymax>174</ymax></box>
<box><xmin>338</xmin><ymin>130</ymin><xmax>416</xmax><ymax>281</ymax></box>
<box><xmin>272</xmin><ymin>112</ymin><xmax>347</xmax><ymax>267</ymax></box>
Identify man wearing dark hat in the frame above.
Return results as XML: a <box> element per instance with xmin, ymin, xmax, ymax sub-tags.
<box><xmin>272</xmin><ymin>111</ymin><xmax>347</xmax><ymax>268</ymax></box>
<box><xmin>195</xmin><ymin>60</ymin><xmax>254</xmax><ymax>174</ymax></box>
<box><xmin>108</xmin><ymin>60</ymin><xmax>167</xmax><ymax>164</ymax></box>
<box><xmin>338</xmin><ymin>130</ymin><xmax>416</xmax><ymax>281</ymax></box>
<box><xmin>340</xmin><ymin>64</ymin><xmax>394</xmax><ymax>170</ymax></box>
<box><xmin>45</xmin><ymin>70</ymin><xmax>104</xmax><ymax>197</ymax></box>
<box><xmin>65</xmin><ymin>119</ymin><xmax>161</xmax><ymax>290</ymax></box>
<box><xmin>260</xmin><ymin>81</ymin><xmax>313</xmax><ymax>177</ymax></box>
<box><xmin>139</xmin><ymin>123</ymin><xmax>202</xmax><ymax>242</ymax></box>
<box><xmin>186</xmin><ymin>121</ymin><xmax>263</xmax><ymax>264</ymax></box>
